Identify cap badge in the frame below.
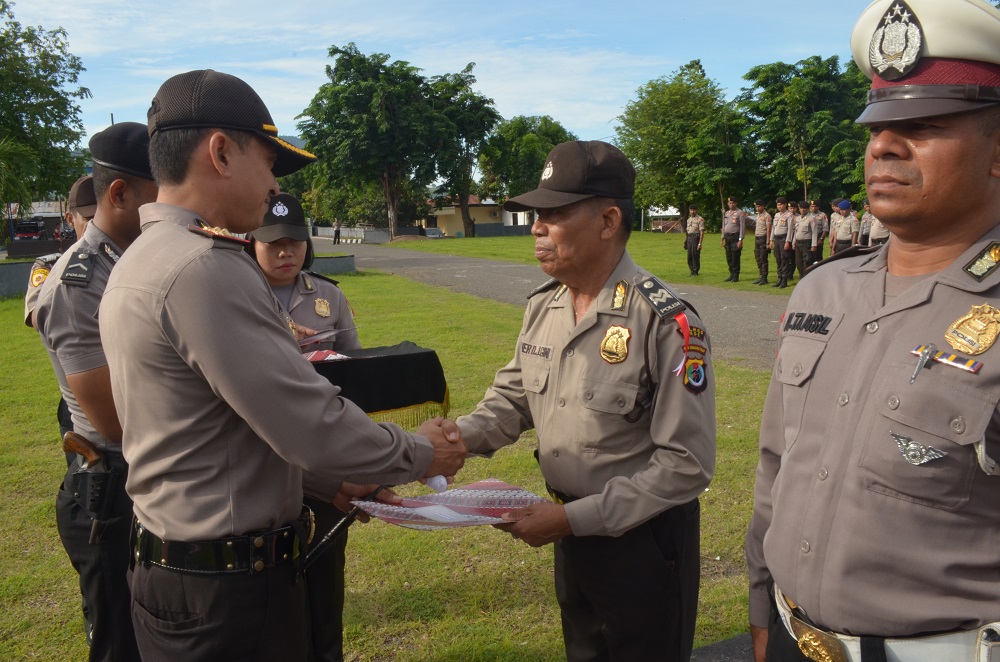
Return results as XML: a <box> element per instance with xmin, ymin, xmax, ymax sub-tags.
<box><xmin>541</xmin><ymin>161</ymin><xmax>554</xmax><ymax>181</ymax></box>
<box><xmin>891</xmin><ymin>431</ymin><xmax>947</xmax><ymax>466</ymax></box>
<box><xmin>600</xmin><ymin>325</ymin><xmax>630</xmax><ymax>364</ymax></box>
<box><xmin>945</xmin><ymin>304</ymin><xmax>1000</xmax><ymax>355</ymax></box>
<box><xmin>869</xmin><ymin>0</ymin><xmax>923</xmax><ymax>81</ymax></box>
<box><xmin>315</xmin><ymin>298</ymin><xmax>331</xmax><ymax>318</ymax></box>
<box><xmin>272</xmin><ymin>202</ymin><xmax>289</xmax><ymax>217</ymax></box>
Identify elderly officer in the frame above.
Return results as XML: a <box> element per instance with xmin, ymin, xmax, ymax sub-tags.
<box><xmin>457</xmin><ymin>140</ymin><xmax>716</xmax><ymax>661</ymax></box>
<box><xmin>746</xmin><ymin>1</ymin><xmax>1000</xmax><ymax>660</ymax></box>
<box><xmin>721</xmin><ymin>196</ymin><xmax>746</xmax><ymax>281</ymax></box>
<box><xmin>34</xmin><ymin>122</ymin><xmax>158</xmax><ymax>661</ymax></box>
<box><xmin>98</xmin><ymin>70</ymin><xmax>465</xmax><ymax>661</ymax></box>
<box><xmin>685</xmin><ymin>203</ymin><xmax>706</xmax><ymax>276</ymax></box>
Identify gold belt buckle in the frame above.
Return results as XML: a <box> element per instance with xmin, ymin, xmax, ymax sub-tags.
<box><xmin>789</xmin><ymin>617</ymin><xmax>849</xmax><ymax>662</ymax></box>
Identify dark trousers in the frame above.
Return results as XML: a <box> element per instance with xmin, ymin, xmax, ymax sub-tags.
<box><xmin>303</xmin><ymin>497</ymin><xmax>349</xmax><ymax>662</ymax></box>
<box><xmin>724</xmin><ymin>234</ymin><xmax>742</xmax><ymax>278</ymax></box>
<box><xmin>754</xmin><ymin>236</ymin><xmax>769</xmax><ymax>279</ymax></box>
<box><xmin>870</xmin><ymin>236</ymin><xmax>888</xmax><ymax>246</ymax></box>
<box><xmin>555</xmin><ymin>499</ymin><xmax>700</xmax><ymax>662</ymax></box>
<box><xmin>833</xmin><ymin>240</ymin><xmax>852</xmax><ymax>254</ymax></box>
<box><xmin>860</xmin><ymin>233</ymin><xmax>870</xmax><ymax>247</ymax></box>
<box><xmin>57</xmin><ymin>454</ymin><xmax>140</xmax><ymax>662</ymax></box>
<box><xmin>794</xmin><ymin>240</ymin><xmax>812</xmax><ymax>279</ymax></box>
<box><xmin>685</xmin><ymin>234</ymin><xmax>701</xmax><ymax>274</ymax></box>
<box><xmin>811</xmin><ymin>239</ymin><xmax>825</xmax><ymax>265</ymax></box>
<box><xmin>129</xmin><ymin>558</ymin><xmax>307</xmax><ymax>661</ymax></box>
<box><xmin>333</xmin><ymin>229</ymin><xmax>340</xmax><ymax>245</ymax></box>
<box><xmin>772</xmin><ymin>236</ymin><xmax>788</xmax><ymax>280</ymax></box>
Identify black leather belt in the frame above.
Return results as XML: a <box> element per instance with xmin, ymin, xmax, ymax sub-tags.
<box><xmin>133</xmin><ymin>516</ymin><xmax>306</xmax><ymax>575</ymax></box>
<box><xmin>545</xmin><ymin>483</ymin><xmax>579</xmax><ymax>505</ymax></box>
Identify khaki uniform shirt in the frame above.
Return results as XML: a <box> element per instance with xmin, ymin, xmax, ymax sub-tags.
<box><xmin>33</xmin><ymin>224</ymin><xmax>123</xmax><ymax>451</ymax></box>
<box><xmin>23</xmin><ymin>251</ymin><xmax>62</xmax><ymax>327</ymax></box>
<box><xmin>830</xmin><ymin>212</ymin><xmax>860</xmax><ymax>242</ymax></box>
<box><xmin>457</xmin><ymin>252</ymin><xmax>716</xmax><ymax>538</ymax></box>
<box><xmin>746</xmin><ymin>227</ymin><xmax>1000</xmax><ymax>635</ymax></box>
<box><xmin>723</xmin><ymin>209</ymin><xmax>745</xmax><ymax>239</ymax></box>
<box><xmin>861</xmin><ymin>211</ymin><xmax>874</xmax><ymax>236</ymax></box>
<box><xmin>754</xmin><ymin>211</ymin><xmax>772</xmax><ymax>238</ymax></box>
<box><xmin>791</xmin><ymin>213</ymin><xmax>816</xmax><ymax>246</ymax></box>
<box><xmin>686</xmin><ymin>215</ymin><xmax>705</xmax><ymax>235</ymax></box>
<box><xmin>869</xmin><ymin>215</ymin><xmax>890</xmax><ymax>243</ymax></box>
<box><xmin>772</xmin><ymin>210</ymin><xmax>793</xmax><ymax>239</ymax></box>
<box><xmin>283</xmin><ymin>272</ymin><xmax>361</xmax><ymax>353</ymax></box>
<box><xmin>99</xmin><ymin>204</ymin><xmax>434</xmax><ymax>540</ymax></box>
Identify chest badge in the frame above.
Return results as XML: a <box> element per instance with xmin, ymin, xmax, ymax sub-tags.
<box><xmin>945</xmin><ymin>304</ymin><xmax>1000</xmax><ymax>355</ymax></box>
<box><xmin>600</xmin><ymin>325</ymin><xmax>630</xmax><ymax>364</ymax></box>
<box><xmin>891</xmin><ymin>432</ymin><xmax>947</xmax><ymax>466</ymax></box>
<box><xmin>315</xmin><ymin>298</ymin><xmax>331</xmax><ymax>318</ymax></box>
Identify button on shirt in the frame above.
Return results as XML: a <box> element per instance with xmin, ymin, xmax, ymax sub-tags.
<box><xmin>457</xmin><ymin>252</ymin><xmax>716</xmax><ymax>538</ymax></box>
<box><xmin>99</xmin><ymin>203</ymin><xmax>434</xmax><ymax>541</ymax></box>
<box><xmin>746</xmin><ymin>226</ymin><xmax>1000</xmax><ymax>636</ymax></box>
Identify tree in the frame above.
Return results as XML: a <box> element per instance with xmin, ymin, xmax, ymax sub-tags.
<box><xmin>478</xmin><ymin>115</ymin><xmax>577</xmax><ymax>206</ymax></box>
<box><xmin>616</xmin><ymin>60</ymin><xmax>745</xmax><ymax>229</ymax></box>
<box><xmin>298</xmin><ymin>43</ymin><xmax>443</xmax><ymax>240</ymax></box>
<box><xmin>736</xmin><ymin>56</ymin><xmax>868</xmax><ymax>203</ymax></box>
<box><xmin>0</xmin><ymin>0</ymin><xmax>90</xmax><ymax>205</ymax></box>
<box><xmin>0</xmin><ymin>135</ymin><xmax>37</xmax><ymax>243</ymax></box>
<box><xmin>430</xmin><ymin>64</ymin><xmax>500</xmax><ymax>238</ymax></box>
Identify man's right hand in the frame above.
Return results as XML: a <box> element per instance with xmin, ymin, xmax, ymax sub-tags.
<box><xmin>418</xmin><ymin>417</ymin><xmax>466</xmax><ymax>479</ymax></box>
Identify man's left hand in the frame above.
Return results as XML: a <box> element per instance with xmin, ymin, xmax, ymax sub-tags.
<box><xmin>495</xmin><ymin>501</ymin><xmax>572</xmax><ymax>547</ymax></box>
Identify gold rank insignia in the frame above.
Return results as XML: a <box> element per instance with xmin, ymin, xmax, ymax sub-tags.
<box><xmin>315</xmin><ymin>298</ymin><xmax>331</xmax><ymax>318</ymax></box>
<box><xmin>963</xmin><ymin>242</ymin><xmax>1000</xmax><ymax>282</ymax></box>
<box><xmin>30</xmin><ymin>267</ymin><xmax>50</xmax><ymax>288</ymax></box>
<box><xmin>612</xmin><ymin>280</ymin><xmax>628</xmax><ymax>311</ymax></box>
<box><xmin>945</xmin><ymin>304</ymin><xmax>1000</xmax><ymax>355</ymax></box>
<box><xmin>600</xmin><ymin>325</ymin><xmax>630</xmax><ymax>364</ymax></box>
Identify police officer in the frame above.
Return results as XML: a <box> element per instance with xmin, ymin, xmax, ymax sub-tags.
<box><xmin>752</xmin><ymin>199</ymin><xmax>772</xmax><ymax>285</ymax></box>
<box><xmin>721</xmin><ymin>196</ymin><xmax>746</xmax><ymax>281</ymax></box>
<box><xmin>98</xmin><ymin>70</ymin><xmax>465</xmax><ymax>661</ymax></box>
<box><xmin>859</xmin><ymin>198</ymin><xmax>874</xmax><ymax>246</ymax></box>
<box><xmin>790</xmin><ymin>201</ymin><xmax>816</xmax><ymax>280</ymax></box>
<box><xmin>684</xmin><ymin>203</ymin><xmax>705</xmax><ymax>276</ymax></box>
<box><xmin>747</xmin><ymin>1</ymin><xmax>1000</xmax><ymax>660</ymax></box>
<box><xmin>457</xmin><ymin>140</ymin><xmax>716</xmax><ymax>661</ymax></box>
<box><xmin>33</xmin><ymin>122</ymin><xmax>159</xmax><ymax>662</ymax></box>
<box><xmin>771</xmin><ymin>197</ymin><xmax>794</xmax><ymax>289</ymax></box>
<box><xmin>828</xmin><ymin>199</ymin><xmax>859</xmax><ymax>253</ymax></box>
<box><xmin>806</xmin><ymin>200</ymin><xmax>828</xmax><ymax>264</ymax></box>
<box><xmin>248</xmin><ymin>193</ymin><xmax>359</xmax><ymax>661</ymax></box>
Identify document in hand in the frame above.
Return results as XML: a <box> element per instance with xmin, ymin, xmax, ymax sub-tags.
<box><xmin>352</xmin><ymin>479</ymin><xmax>545</xmax><ymax>531</ymax></box>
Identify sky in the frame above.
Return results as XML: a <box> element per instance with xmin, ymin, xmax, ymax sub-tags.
<box><xmin>15</xmin><ymin>0</ymin><xmax>873</xmax><ymax>147</ymax></box>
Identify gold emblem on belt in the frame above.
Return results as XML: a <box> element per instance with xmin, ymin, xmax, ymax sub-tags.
<box><xmin>945</xmin><ymin>304</ymin><xmax>1000</xmax><ymax>355</ymax></box>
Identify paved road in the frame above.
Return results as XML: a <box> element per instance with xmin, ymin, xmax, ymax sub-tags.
<box><xmin>319</xmin><ymin>239</ymin><xmax>789</xmax><ymax>373</ymax></box>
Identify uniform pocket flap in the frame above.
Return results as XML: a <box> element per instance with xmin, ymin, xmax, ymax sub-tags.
<box><xmin>775</xmin><ymin>336</ymin><xmax>826</xmax><ymax>387</ymax></box>
<box><xmin>579</xmin><ymin>377</ymin><xmax>638</xmax><ymax>414</ymax></box>
<box><xmin>522</xmin><ymin>361</ymin><xmax>550</xmax><ymax>394</ymax></box>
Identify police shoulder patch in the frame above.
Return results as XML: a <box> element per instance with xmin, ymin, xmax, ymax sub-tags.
<box><xmin>634</xmin><ymin>275</ymin><xmax>686</xmax><ymax>320</ymax></box>
<box><xmin>61</xmin><ymin>251</ymin><xmax>95</xmax><ymax>287</ymax></box>
<box><xmin>528</xmin><ymin>278</ymin><xmax>562</xmax><ymax>299</ymax></box>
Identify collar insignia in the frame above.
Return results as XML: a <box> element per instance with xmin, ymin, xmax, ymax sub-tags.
<box><xmin>869</xmin><ymin>0</ymin><xmax>923</xmax><ymax>81</ymax></box>
<box><xmin>600</xmin><ymin>325</ymin><xmax>630</xmax><ymax>364</ymax></box>
<box><xmin>945</xmin><ymin>304</ymin><xmax>1000</xmax><ymax>355</ymax></box>
<box><xmin>612</xmin><ymin>280</ymin><xmax>628</xmax><ymax>311</ymax></box>
<box><xmin>892</xmin><ymin>431</ymin><xmax>947</xmax><ymax>466</ymax></box>
<box><xmin>100</xmin><ymin>242</ymin><xmax>121</xmax><ymax>265</ymax></box>
<box><xmin>315</xmin><ymin>298</ymin><xmax>331</xmax><ymax>318</ymax></box>
<box><xmin>189</xmin><ymin>222</ymin><xmax>250</xmax><ymax>246</ymax></box>
<box><xmin>963</xmin><ymin>242</ymin><xmax>1000</xmax><ymax>282</ymax></box>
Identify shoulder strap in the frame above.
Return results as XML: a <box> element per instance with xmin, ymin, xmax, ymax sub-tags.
<box><xmin>61</xmin><ymin>251</ymin><xmax>95</xmax><ymax>287</ymax></box>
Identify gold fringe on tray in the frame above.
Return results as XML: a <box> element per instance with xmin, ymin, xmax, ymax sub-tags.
<box><xmin>366</xmin><ymin>389</ymin><xmax>451</xmax><ymax>431</ymax></box>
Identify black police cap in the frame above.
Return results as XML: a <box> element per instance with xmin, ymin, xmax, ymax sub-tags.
<box><xmin>147</xmin><ymin>70</ymin><xmax>316</xmax><ymax>178</ymax></box>
<box><xmin>89</xmin><ymin>122</ymin><xmax>153</xmax><ymax>180</ymax></box>
<box><xmin>252</xmin><ymin>193</ymin><xmax>310</xmax><ymax>242</ymax></box>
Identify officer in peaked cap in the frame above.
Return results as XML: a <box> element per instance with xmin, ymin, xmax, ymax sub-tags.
<box><xmin>747</xmin><ymin>2</ymin><xmax>1000</xmax><ymax>661</ymax></box>
<box><xmin>459</xmin><ymin>140</ymin><xmax>716</xmax><ymax>661</ymax></box>
<box><xmin>33</xmin><ymin>121</ymin><xmax>158</xmax><ymax>661</ymax></box>
<box><xmin>98</xmin><ymin>70</ymin><xmax>466</xmax><ymax>660</ymax></box>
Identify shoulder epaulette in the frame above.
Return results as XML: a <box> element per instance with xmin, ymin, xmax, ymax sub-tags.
<box><xmin>61</xmin><ymin>251</ymin><xmax>95</xmax><ymax>287</ymax></box>
<box><xmin>188</xmin><ymin>223</ymin><xmax>250</xmax><ymax>248</ymax></box>
<box><xmin>634</xmin><ymin>275</ymin><xmax>686</xmax><ymax>320</ymax></box>
<box><xmin>34</xmin><ymin>252</ymin><xmax>62</xmax><ymax>267</ymax></box>
<box><xmin>804</xmin><ymin>244</ymin><xmax>881</xmax><ymax>278</ymax></box>
<box><xmin>528</xmin><ymin>278</ymin><xmax>562</xmax><ymax>299</ymax></box>
<box><xmin>306</xmin><ymin>271</ymin><xmax>340</xmax><ymax>288</ymax></box>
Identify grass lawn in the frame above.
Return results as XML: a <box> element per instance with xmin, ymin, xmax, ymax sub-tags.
<box><xmin>383</xmin><ymin>230</ymin><xmax>798</xmax><ymax>292</ymax></box>
<box><xmin>0</xmin><ymin>262</ymin><xmax>766</xmax><ymax>660</ymax></box>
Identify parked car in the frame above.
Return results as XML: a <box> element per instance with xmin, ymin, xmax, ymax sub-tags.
<box><xmin>14</xmin><ymin>219</ymin><xmax>46</xmax><ymax>240</ymax></box>
<box><xmin>424</xmin><ymin>227</ymin><xmax>444</xmax><ymax>239</ymax></box>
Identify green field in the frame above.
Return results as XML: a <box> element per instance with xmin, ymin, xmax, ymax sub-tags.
<box><xmin>0</xmin><ymin>241</ymin><xmax>767</xmax><ymax>660</ymax></box>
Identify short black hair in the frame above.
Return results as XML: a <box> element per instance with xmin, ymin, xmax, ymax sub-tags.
<box><xmin>149</xmin><ymin>127</ymin><xmax>254</xmax><ymax>185</ymax></box>
<box><xmin>91</xmin><ymin>163</ymin><xmax>148</xmax><ymax>200</ymax></box>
